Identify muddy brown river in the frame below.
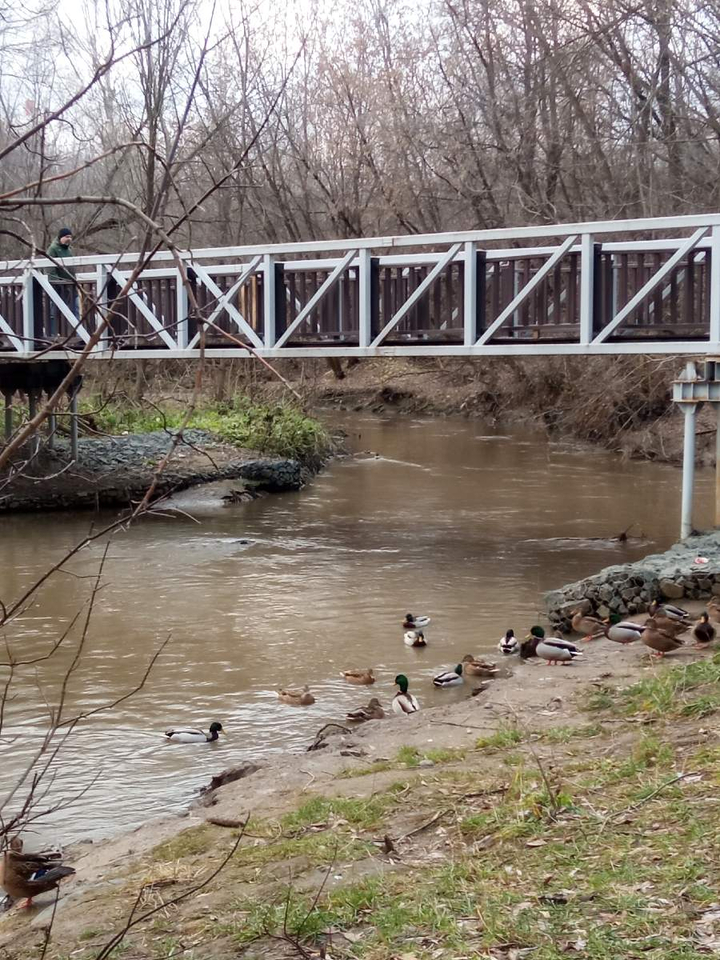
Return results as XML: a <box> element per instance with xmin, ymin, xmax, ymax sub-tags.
<box><xmin>0</xmin><ymin>415</ymin><xmax>714</xmax><ymax>843</ymax></box>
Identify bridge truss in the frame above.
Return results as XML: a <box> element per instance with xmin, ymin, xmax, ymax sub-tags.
<box><xmin>2</xmin><ymin>213</ymin><xmax>720</xmax><ymax>360</ymax></box>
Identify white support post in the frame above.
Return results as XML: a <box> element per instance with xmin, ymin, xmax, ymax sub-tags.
<box><xmin>22</xmin><ymin>269</ymin><xmax>34</xmax><ymax>351</ymax></box>
<box><xmin>463</xmin><ymin>241</ymin><xmax>477</xmax><ymax>346</ymax></box>
<box><xmin>263</xmin><ymin>254</ymin><xmax>276</xmax><ymax>347</ymax></box>
<box><xmin>358</xmin><ymin>249</ymin><xmax>372</xmax><ymax>348</ymax></box>
<box><xmin>716</xmin><ymin>402</ymin><xmax>720</xmax><ymax>529</ymax></box>
<box><xmin>681</xmin><ymin>403</ymin><xmax>699</xmax><ymax>539</ymax></box>
<box><xmin>95</xmin><ymin>263</ymin><xmax>109</xmax><ymax>352</ymax></box>
<box><xmin>710</xmin><ymin>226</ymin><xmax>720</xmax><ymax>344</ymax></box>
<box><xmin>580</xmin><ymin>233</ymin><xmax>594</xmax><ymax>344</ymax></box>
<box><xmin>176</xmin><ymin>267</ymin><xmax>189</xmax><ymax>349</ymax></box>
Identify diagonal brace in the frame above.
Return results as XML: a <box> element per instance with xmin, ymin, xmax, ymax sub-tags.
<box><xmin>371</xmin><ymin>243</ymin><xmax>462</xmax><ymax>347</ymax></box>
<box><xmin>592</xmin><ymin>227</ymin><xmax>709</xmax><ymax>344</ymax></box>
<box><xmin>187</xmin><ymin>255</ymin><xmax>262</xmax><ymax>349</ymax></box>
<box><xmin>475</xmin><ymin>236</ymin><xmax>577</xmax><ymax>346</ymax></box>
<box><xmin>32</xmin><ymin>271</ymin><xmax>91</xmax><ymax>342</ymax></box>
<box><xmin>0</xmin><ymin>310</ymin><xmax>23</xmax><ymax>352</ymax></box>
<box><xmin>111</xmin><ymin>269</ymin><xmax>178</xmax><ymax>349</ymax></box>
<box><xmin>275</xmin><ymin>249</ymin><xmax>358</xmax><ymax>348</ymax></box>
<box><xmin>190</xmin><ymin>261</ymin><xmax>264</xmax><ymax>348</ymax></box>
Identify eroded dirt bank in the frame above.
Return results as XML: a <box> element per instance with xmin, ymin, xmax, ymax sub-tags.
<box><xmin>3</xmin><ymin>603</ymin><xmax>720</xmax><ymax>960</ymax></box>
<box><xmin>94</xmin><ymin>355</ymin><xmax>717</xmax><ymax>468</ymax></box>
<box><xmin>0</xmin><ymin>430</ymin><xmax>312</xmax><ymax>512</ymax></box>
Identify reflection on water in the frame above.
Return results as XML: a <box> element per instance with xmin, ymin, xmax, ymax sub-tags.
<box><xmin>0</xmin><ymin>415</ymin><xmax>714</xmax><ymax>842</ymax></box>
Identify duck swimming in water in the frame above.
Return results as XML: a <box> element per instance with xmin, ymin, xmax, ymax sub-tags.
<box><xmin>498</xmin><ymin>629</ymin><xmax>519</xmax><ymax>655</ymax></box>
<box><xmin>432</xmin><ymin>663</ymin><xmax>464</xmax><ymax>687</ymax></box>
<box><xmin>164</xmin><ymin>722</ymin><xmax>224</xmax><ymax>743</ymax></box>
<box><xmin>403</xmin><ymin>613</ymin><xmax>430</xmax><ymax>632</ymax></box>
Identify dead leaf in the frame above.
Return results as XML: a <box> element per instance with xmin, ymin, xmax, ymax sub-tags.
<box><xmin>526</xmin><ymin>839</ymin><xmax>547</xmax><ymax>847</ymax></box>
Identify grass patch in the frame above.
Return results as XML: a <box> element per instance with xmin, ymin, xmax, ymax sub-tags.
<box><xmin>81</xmin><ymin>395</ymin><xmax>332</xmax><ymax>462</ymax></box>
<box><xmin>619</xmin><ymin>654</ymin><xmax>720</xmax><ymax>718</ymax></box>
<box><xmin>150</xmin><ymin>824</ymin><xmax>215</xmax><ymax>862</ymax></box>
<box><xmin>279</xmin><ymin>794</ymin><xmax>394</xmax><ymax>834</ymax></box>
<box><xmin>541</xmin><ymin>722</ymin><xmax>605</xmax><ymax>743</ymax></box>
<box><xmin>476</xmin><ymin>724</ymin><xmax>523</xmax><ymax>750</ymax></box>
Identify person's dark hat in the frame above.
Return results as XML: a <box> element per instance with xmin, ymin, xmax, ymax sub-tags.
<box><xmin>58</xmin><ymin>226</ymin><xmax>72</xmax><ymax>240</ymax></box>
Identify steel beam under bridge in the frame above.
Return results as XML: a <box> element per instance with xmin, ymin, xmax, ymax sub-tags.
<box><xmin>3</xmin><ymin>212</ymin><xmax>720</xmax><ymax>360</ymax></box>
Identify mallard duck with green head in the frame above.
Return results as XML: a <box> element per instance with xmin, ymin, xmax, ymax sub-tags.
<box><xmin>522</xmin><ymin>626</ymin><xmax>583</xmax><ymax>665</ymax></box>
<box><xmin>164</xmin><ymin>722</ymin><xmax>224</xmax><ymax>743</ymax></box>
<box><xmin>433</xmin><ymin>664</ymin><xmax>464</xmax><ymax>687</ymax></box>
<box><xmin>392</xmin><ymin>675</ymin><xmax>420</xmax><ymax>714</ymax></box>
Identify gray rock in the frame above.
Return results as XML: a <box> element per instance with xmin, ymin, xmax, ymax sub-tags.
<box><xmin>659</xmin><ymin>579</ymin><xmax>685</xmax><ymax>599</ymax></box>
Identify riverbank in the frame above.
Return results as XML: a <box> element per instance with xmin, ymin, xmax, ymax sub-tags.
<box><xmin>2</xmin><ymin>605</ymin><xmax>719</xmax><ymax>959</ymax></box>
<box><xmin>0</xmin><ymin>395</ymin><xmax>334</xmax><ymax>512</ymax></box>
<box><xmin>90</xmin><ymin>355</ymin><xmax>714</xmax><ymax>468</ymax></box>
<box><xmin>0</xmin><ymin>430</ymin><xmax>312</xmax><ymax>513</ymax></box>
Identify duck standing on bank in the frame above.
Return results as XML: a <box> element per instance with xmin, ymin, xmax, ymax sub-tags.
<box><xmin>498</xmin><ymin>629</ymin><xmax>519</xmax><ymax>655</ymax></box>
<box><xmin>647</xmin><ymin>611</ymin><xmax>688</xmax><ymax>638</ymax></box>
<box><xmin>706</xmin><ymin>598</ymin><xmax>720</xmax><ymax>623</ymax></box>
<box><xmin>571</xmin><ymin>609</ymin><xmax>605</xmax><ymax>642</ymax></box>
<box><xmin>693</xmin><ymin>613</ymin><xmax>716</xmax><ymax>649</ymax></box>
<box><xmin>522</xmin><ymin>626</ymin><xmax>583</xmax><ymax>665</ymax></box>
<box><xmin>649</xmin><ymin>600</ymin><xmax>690</xmax><ymax>623</ymax></box>
<box><xmin>164</xmin><ymin>722</ymin><xmax>224</xmax><ymax>743</ymax></box>
<box><xmin>641</xmin><ymin>618</ymin><xmax>684</xmax><ymax>658</ymax></box>
<box><xmin>603</xmin><ymin>615</ymin><xmax>645</xmax><ymax>644</ymax></box>
<box><xmin>392</xmin><ymin>674</ymin><xmax>420</xmax><ymax>714</ymax></box>
<box><xmin>1</xmin><ymin>840</ymin><xmax>75</xmax><ymax>908</ymax></box>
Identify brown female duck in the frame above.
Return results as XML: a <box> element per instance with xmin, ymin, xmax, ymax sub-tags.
<box><xmin>0</xmin><ymin>840</ymin><xmax>75</xmax><ymax>907</ymax></box>
<box><xmin>641</xmin><ymin>618</ymin><xmax>684</xmax><ymax>658</ymax></box>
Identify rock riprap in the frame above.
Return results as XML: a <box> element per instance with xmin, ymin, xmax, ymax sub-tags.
<box><xmin>0</xmin><ymin>430</ymin><xmax>309</xmax><ymax>512</ymax></box>
<box><xmin>546</xmin><ymin>532</ymin><xmax>720</xmax><ymax>632</ymax></box>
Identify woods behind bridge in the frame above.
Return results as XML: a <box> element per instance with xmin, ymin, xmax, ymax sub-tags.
<box><xmin>1</xmin><ymin>0</ymin><xmax>719</xmax><ymax>259</ymax></box>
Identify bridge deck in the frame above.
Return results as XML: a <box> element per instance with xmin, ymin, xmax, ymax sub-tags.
<box><xmin>2</xmin><ymin>213</ymin><xmax>720</xmax><ymax>359</ymax></box>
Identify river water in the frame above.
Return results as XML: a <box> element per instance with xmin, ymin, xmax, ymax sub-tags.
<box><xmin>0</xmin><ymin>415</ymin><xmax>714</xmax><ymax>843</ymax></box>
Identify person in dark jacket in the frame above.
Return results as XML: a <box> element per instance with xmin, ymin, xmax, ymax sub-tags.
<box><xmin>46</xmin><ymin>227</ymin><xmax>77</xmax><ymax>337</ymax></box>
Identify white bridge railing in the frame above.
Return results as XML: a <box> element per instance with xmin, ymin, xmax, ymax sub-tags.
<box><xmin>1</xmin><ymin>212</ymin><xmax>720</xmax><ymax>359</ymax></box>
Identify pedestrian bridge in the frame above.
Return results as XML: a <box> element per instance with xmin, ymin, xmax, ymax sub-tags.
<box><xmin>3</xmin><ymin>212</ymin><xmax>720</xmax><ymax>360</ymax></box>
